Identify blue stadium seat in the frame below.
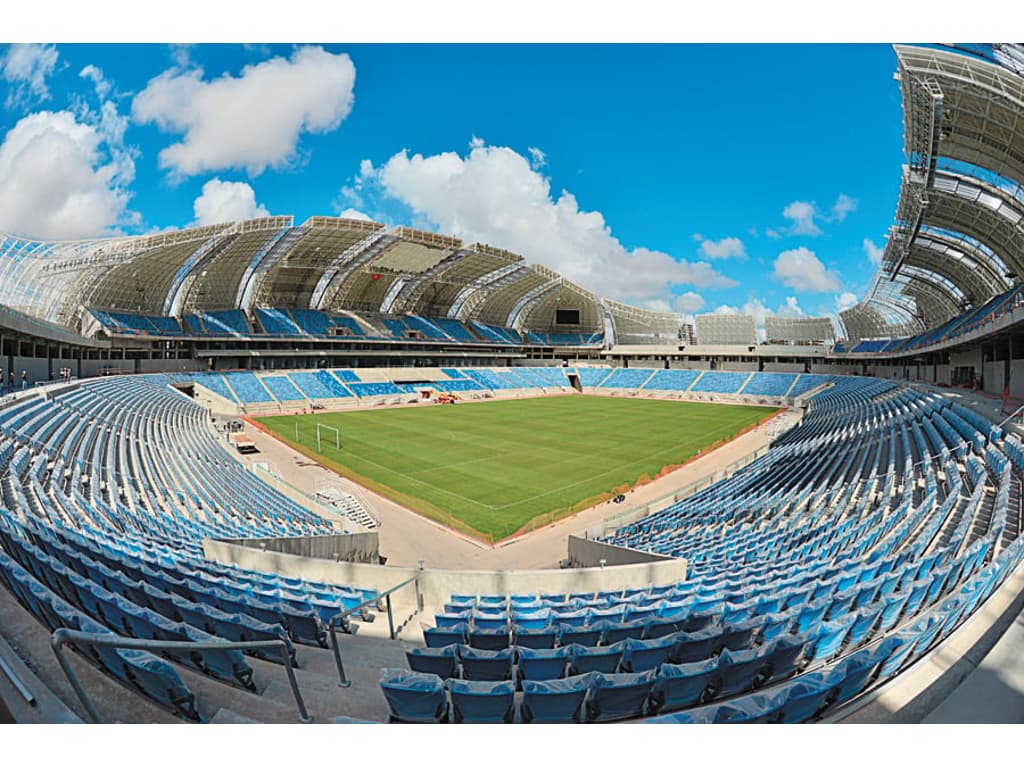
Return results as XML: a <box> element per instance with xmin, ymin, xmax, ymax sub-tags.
<box><xmin>584</xmin><ymin>671</ymin><xmax>657</xmax><ymax>722</ymax></box>
<box><xmin>448</xmin><ymin>679</ymin><xmax>516</xmax><ymax>724</ymax></box>
<box><xmin>380</xmin><ymin>669</ymin><xmax>449</xmax><ymax>723</ymax></box>
<box><xmin>568</xmin><ymin>641</ymin><xmax>626</xmax><ymax>675</ymax></box>
<box><xmin>512</xmin><ymin>626</ymin><xmax>557</xmax><ymax>649</ymax></box>
<box><xmin>620</xmin><ymin>634</ymin><xmax>678</xmax><ymax>673</ymax></box>
<box><xmin>715</xmin><ymin>645</ymin><xmax>771</xmax><ymax>696</ymax></box>
<box><xmin>775</xmin><ymin>670</ymin><xmax>839</xmax><ymax>723</ymax></box>
<box><xmin>468</xmin><ymin>627</ymin><xmax>512</xmax><ymax>650</ymax></box>
<box><xmin>459</xmin><ymin>646</ymin><xmax>513</xmax><ymax>681</ymax></box>
<box><xmin>406</xmin><ymin>645</ymin><xmax>459</xmax><ymax>679</ymax></box>
<box><xmin>670</xmin><ymin>626</ymin><xmax>721</xmax><ymax>664</ymax></box>
<box><xmin>647</xmin><ymin>658</ymin><xmax>718</xmax><ymax>714</ymax></box>
<box><xmin>424</xmin><ymin>624</ymin><xmax>467</xmax><ymax>648</ymax></box>
<box><xmin>520</xmin><ymin>674</ymin><xmax>593</xmax><ymax>723</ymax></box>
<box><xmin>516</xmin><ymin>645</ymin><xmax>570</xmax><ymax>682</ymax></box>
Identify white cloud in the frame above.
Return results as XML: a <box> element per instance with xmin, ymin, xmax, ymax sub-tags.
<box><xmin>673</xmin><ymin>291</ymin><xmax>705</xmax><ymax>313</ymax></box>
<box><xmin>132</xmin><ymin>46</ymin><xmax>356</xmax><ymax>177</ymax></box>
<box><xmin>192</xmin><ymin>178</ymin><xmax>269</xmax><ymax>226</ymax></box>
<box><xmin>69</xmin><ymin>64</ymin><xmax>137</xmax><ymax>226</ymax></box>
<box><xmin>766</xmin><ymin>228</ymin><xmax>782</xmax><ymax>240</ymax></box>
<box><xmin>338</xmin><ymin>207</ymin><xmax>372</xmax><ymax>222</ymax></box>
<box><xmin>863</xmin><ymin>237</ymin><xmax>884</xmax><ymax>265</ymax></box>
<box><xmin>779</xmin><ymin>296</ymin><xmax>805</xmax><ymax>317</ymax></box>
<box><xmin>2</xmin><ymin>44</ymin><xmax>59</xmax><ymax>109</ymax></box>
<box><xmin>836</xmin><ymin>292</ymin><xmax>859</xmax><ymax>312</ymax></box>
<box><xmin>527</xmin><ymin>147</ymin><xmax>546</xmax><ymax>169</ymax></box>
<box><xmin>0</xmin><ymin>110</ymin><xmax>133</xmax><ymax>240</ymax></box>
<box><xmin>830</xmin><ymin>193</ymin><xmax>857</xmax><ymax>222</ymax></box>
<box><xmin>79</xmin><ymin>64</ymin><xmax>111</xmax><ymax>99</ymax></box>
<box><xmin>697</xmin><ymin>236</ymin><xmax>746</xmax><ymax>260</ymax></box>
<box><xmin>356</xmin><ymin>142</ymin><xmax>737</xmax><ymax>305</ymax></box>
<box><xmin>782</xmin><ymin>200</ymin><xmax>821</xmax><ymax>236</ymax></box>
<box><xmin>772</xmin><ymin>247</ymin><xmax>842</xmax><ymax>292</ymax></box>
<box><xmin>169</xmin><ymin>44</ymin><xmax>193</xmax><ymax>69</ymax></box>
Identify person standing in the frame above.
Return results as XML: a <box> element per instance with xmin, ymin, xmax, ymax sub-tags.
<box><xmin>21</xmin><ymin>370</ymin><xmax>27</xmax><ymax>390</ymax></box>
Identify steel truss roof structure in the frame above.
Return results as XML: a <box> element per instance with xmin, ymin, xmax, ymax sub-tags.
<box><xmin>0</xmin><ymin>217</ymin><xmax>679</xmax><ymax>343</ymax></box>
<box><xmin>847</xmin><ymin>44</ymin><xmax>1024</xmax><ymax>341</ymax></box>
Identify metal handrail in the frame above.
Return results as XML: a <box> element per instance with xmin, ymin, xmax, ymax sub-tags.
<box><xmin>50</xmin><ymin>627</ymin><xmax>312</xmax><ymax>723</ymax></box>
<box><xmin>997</xmin><ymin>403</ymin><xmax>1024</xmax><ymax>430</ymax></box>
<box><xmin>0</xmin><ymin>654</ymin><xmax>36</xmax><ymax>707</ymax></box>
<box><xmin>328</xmin><ymin>574</ymin><xmax>420</xmax><ymax>688</ymax></box>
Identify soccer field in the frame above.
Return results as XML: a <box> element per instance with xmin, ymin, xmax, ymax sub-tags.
<box><xmin>255</xmin><ymin>395</ymin><xmax>779</xmax><ymax>542</ymax></box>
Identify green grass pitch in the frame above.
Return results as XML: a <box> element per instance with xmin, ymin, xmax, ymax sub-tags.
<box><xmin>255</xmin><ymin>395</ymin><xmax>779</xmax><ymax>542</ymax></box>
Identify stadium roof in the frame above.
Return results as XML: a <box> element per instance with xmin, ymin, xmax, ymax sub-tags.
<box><xmin>0</xmin><ymin>217</ymin><xmax>679</xmax><ymax>343</ymax></box>
<box><xmin>845</xmin><ymin>43</ymin><xmax>1024</xmax><ymax>341</ymax></box>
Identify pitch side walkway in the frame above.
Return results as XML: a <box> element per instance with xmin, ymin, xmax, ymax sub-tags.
<box><xmin>224</xmin><ymin>398</ymin><xmax>802</xmax><ymax>571</ymax></box>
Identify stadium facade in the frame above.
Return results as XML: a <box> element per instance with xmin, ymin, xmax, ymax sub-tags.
<box><xmin>2</xmin><ymin>43</ymin><xmax>1024</xmax><ymax>724</ymax></box>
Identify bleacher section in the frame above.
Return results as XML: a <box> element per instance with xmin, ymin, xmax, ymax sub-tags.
<box><xmin>0</xmin><ymin>370</ymin><xmax>1021</xmax><ymax>722</ymax></box>
<box><xmin>787</xmin><ymin>375</ymin><xmax>836</xmax><ymax>399</ymax></box>
<box><xmin>88</xmin><ymin>307</ymin><xmax>595</xmax><ymax>348</ymax></box>
<box><xmin>642</xmin><ymin>370</ymin><xmax>702</xmax><ymax>393</ymax></box>
<box><xmin>689</xmin><ymin>371</ymin><xmax>749</xmax><ymax>394</ymax></box>
<box><xmin>262</xmin><ymin>376</ymin><xmax>304</xmax><ymax>403</ymax></box>
<box><xmin>348</xmin><ymin>382</ymin><xmax>403</xmax><ymax>398</ymax></box>
<box><xmin>385</xmin><ymin>376</ymin><xmax>1024</xmax><ymax>723</ymax></box>
<box><xmin>222</xmin><ymin>373</ymin><xmax>274</xmax><ymax>404</ymax></box>
<box><xmin>255</xmin><ymin>308</ymin><xmax>303</xmax><ymax>335</ymax></box>
<box><xmin>89</xmin><ymin>310</ymin><xmax>183</xmax><ymax>336</ymax></box>
<box><xmin>0</xmin><ymin>376</ymin><xmax>390</xmax><ymax>718</ymax></box>
<box><xmin>851</xmin><ymin>340</ymin><xmax>890</xmax><ymax>353</ymax></box>
<box><xmin>197</xmin><ymin>311</ymin><xmax>250</xmax><ymax>337</ymax></box>
<box><xmin>600</xmin><ymin>368</ymin><xmax>653</xmax><ymax>390</ymax></box>
<box><xmin>176</xmin><ymin>367</ymin><xmax>837</xmax><ymax>411</ymax></box>
<box><xmin>740</xmin><ymin>373</ymin><xmax>796</xmax><ymax>398</ymax></box>
<box><xmin>835</xmin><ymin>283</ymin><xmax>1024</xmax><ymax>356</ymax></box>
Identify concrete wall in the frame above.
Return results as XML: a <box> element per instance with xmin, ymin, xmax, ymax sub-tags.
<box><xmin>203</xmin><ymin>540</ymin><xmax>689</xmax><ymax>618</ymax></box>
<box><xmin>217</xmin><ymin>533</ymin><xmax>380</xmax><ymax>564</ymax></box>
<box><xmin>567</xmin><ymin>535</ymin><xmax>678</xmax><ymax>567</ymax></box>
<box><xmin>763</xmin><ymin>362</ymin><xmax>806</xmax><ymax>373</ymax></box>
<box><xmin>949</xmin><ymin>348</ymin><xmax>983</xmax><ymax>370</ymax></box>
<box><xmin>935</xmin><ymin>365</ymin><xmax>950</xmax><ymax>386</ymax></box>
<box><xmin>138</xmin><ymin>358</ymin><xmax>205</xmax><ymax>373</ymax></box>
<box><xmin>6</xmin><ymin>357</ymin><xmax>48</xmax><ymax>389</ymax></box>
<box><xmin>984</xmin><ymin>361</ymin><xmax>1004</xmax><ymax>396</ymax></box>
<box><xmin>811</xmin><ymin>362</ymin><xmax>858</xmax><ymax>374</ymax></box>
<box><xmin>719</xmin><ymin>361</ymin><xmax>758</xmax><ymax>372</ymax></box>
<box><xmin>1010</xmin><ymin>361</ymin><xmax>1024</xmax><ymax>398</ymax></box>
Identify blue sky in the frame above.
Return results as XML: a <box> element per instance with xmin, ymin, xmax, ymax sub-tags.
<box><xmin>0</xmin><ymin>41</ymin><xmax>911</xmax><ymax>328</ymax></box>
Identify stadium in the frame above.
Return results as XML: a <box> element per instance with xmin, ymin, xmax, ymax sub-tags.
<box><xmin>1</xmin><ymin>39</ymin><xmax>1024</xmax><ymax>731</ymax></box>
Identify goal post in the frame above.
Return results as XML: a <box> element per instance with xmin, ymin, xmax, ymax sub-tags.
<box><xmin>316</xmin><ymin>423</ymin><xmax>340</xmax><ymax>452</ymax></box>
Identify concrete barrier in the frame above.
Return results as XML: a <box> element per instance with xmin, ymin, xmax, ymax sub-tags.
<box><xmin>214</xmin><ymin>532</ymin><xmax>380</xmax><ymax>564</ymax></box>
<box><xmin>203</xmin><ymin>539</ymin><xmax>689</xmax><ymax>621</ymax></box>
<box><xmin>566</xmin><ymin>534</ymin><xmax>677</xmax><ymax>567</ymax></box>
